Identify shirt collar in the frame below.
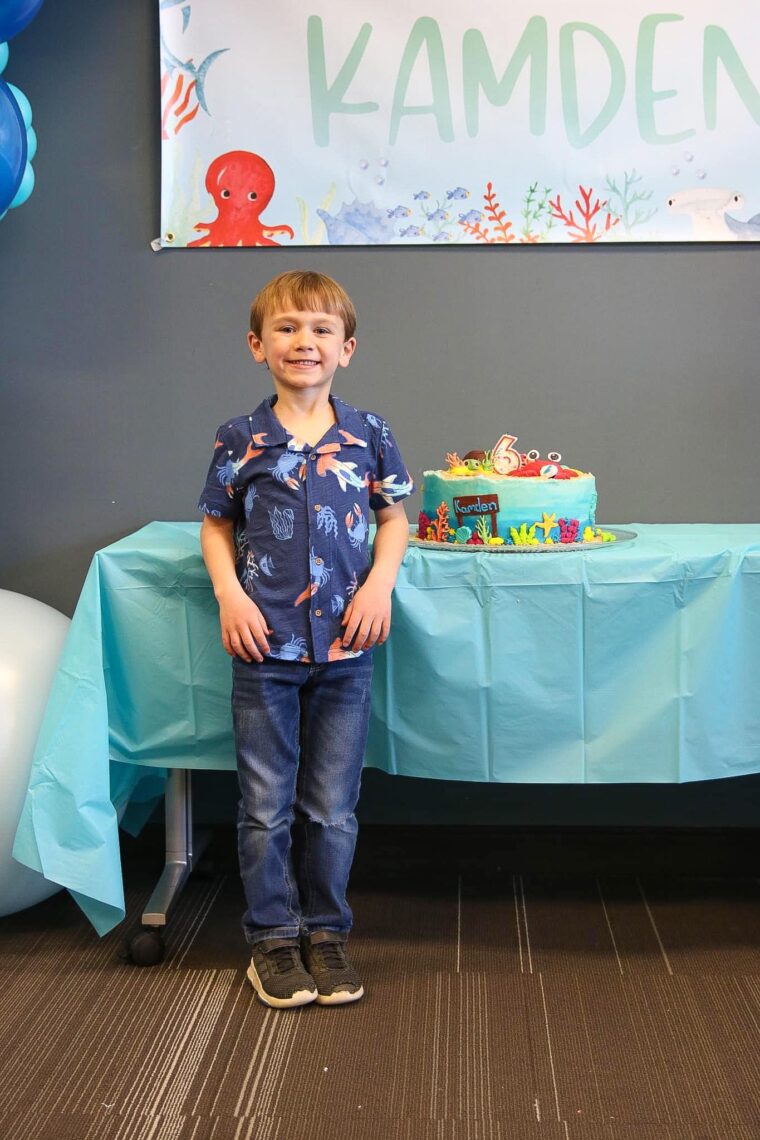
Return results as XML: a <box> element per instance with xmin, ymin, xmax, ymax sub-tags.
<box><xmin>247</xmin><ymin>395</ymin><xmax>368</xmax><ymax>448</ymax></box>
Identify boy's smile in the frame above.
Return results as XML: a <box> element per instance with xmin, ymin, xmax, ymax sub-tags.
<box><xmin>248</xmin><ymin>308</ymin><xmax>356</xmax><ymax>397</ymax></box>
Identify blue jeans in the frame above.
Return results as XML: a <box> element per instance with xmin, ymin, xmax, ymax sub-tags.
<box><xmin>231</xmin><ymin>654</ymin><xmax>374</xmax><ymax>945</ymax></box>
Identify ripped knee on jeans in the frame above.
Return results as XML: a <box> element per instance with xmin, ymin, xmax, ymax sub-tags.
<box><xmin>298</xmin><ymin>806</ymin><xmax>355</xmax><ymax>829</ymax></box>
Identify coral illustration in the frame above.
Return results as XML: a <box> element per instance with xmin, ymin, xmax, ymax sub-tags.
<box><xmin>418</xmin><ymin>511</ymin><xmax>431</xmax><ymax>540</ymax></box>
<box><xmin>434</xmin><ymin>502</ymin><xmax>450</xmax><ymax>542</ymax></box>
<box><xmin>558</xmin><ymin>518</ymin><xmax>580</xmax><ymax>543</ymax></box>
<box><xmin>604</xmin><ymin>169</ymin><xmax>657</xmax><ymax>235</ymax></box>
<box><xmin>476</xmin><ymin>516</ymin><xmax>492</xmax><ymax>543</ymax></box>
<box><xmin>549</xmin><ymin>186</ymin><xmax>620</xmax><ymax>243</ymax></box>
<box><xmin>460</xmin><ymin>183</ymin><xmax>515</xmax><ymax>243</ymax></box>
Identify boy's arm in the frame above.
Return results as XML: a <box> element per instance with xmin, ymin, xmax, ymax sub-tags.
<box><xmin>341</xmin><ymin>502</ymin><xmax>409</xmax><ymax>651</ymax></box>
<box><xmin>200</xmin><ymin>515</ymin><xmax>271</xmax><ymax>662</ymax></box>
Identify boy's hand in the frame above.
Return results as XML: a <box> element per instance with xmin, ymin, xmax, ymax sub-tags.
<box><xmin>218</xmin><ymin>588</ymin><xmax>272</xmax><ymax>662</ymax></box>
<box><xmin>342</xmin><ymin>578</ymin><xmax>392</xmax><ymax>651</ymax></box>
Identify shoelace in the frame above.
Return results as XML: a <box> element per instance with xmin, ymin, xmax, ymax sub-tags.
<box><xmin>266</xmin><ymin>944</ymin><xmax>303</xmax><ymax>975</ymax></box>
<box><xmin>314</xmin><ymin>940</ymin><xmax>347</xmax><ymax>970</ymax></box>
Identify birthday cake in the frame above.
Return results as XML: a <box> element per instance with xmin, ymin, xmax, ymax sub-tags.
<box><xmin>417</xmin><ymin>434</ymin><xmax>615</xmax><ymax>548</ymax></box>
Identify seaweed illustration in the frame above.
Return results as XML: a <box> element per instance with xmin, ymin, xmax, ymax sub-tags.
<box><xmin>164</xmin><ymin>153</ymin><xmax>205</xmax><ymax>246</ymax></box>
<box><xmin>296</xmin><ymin>184</ymin><xmax>338</xmax><ymax>245</ymax></box>
<box><xmin>520</xmin><ymin>182</ymin><xmax>554</xmax><ymax>242</ymax></box>
<box><xmin>460</xmin><ymin>182</ymin><xmax>515</xmax><ymax>243</ymax></box>
<box><xmin>604</xmin><ymin>169</ymin><xmax>657</xmax><ymax>235</ymax></box>
<box><xmin>510</xmin><ymin>523</ymin><xmax>539</xmax><ymax>546</ymax></box>
<box><xmin>549</xmin><ymin>186</ymin><xmax>620</xmax><ymax>242</ymax></box>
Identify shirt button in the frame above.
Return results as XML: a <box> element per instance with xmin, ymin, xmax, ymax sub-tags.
<box><xmin>315</xmin><ymin>557</ymin><xmax>323</xmax><ymax>565</ymax></box>
<box><xmin>314</xmin><ymin>608</ymin><xmax>322</xmax><ymax>617</ymax></box>
<box><xmin>314</xmin><ymin>504</ymin><xmax>321</xmax><ymax>511</ymax></box>
<box><xmin>310</xmin><ymin>453</ymin><xmax>317</xmax><ymax>461</ymax></box>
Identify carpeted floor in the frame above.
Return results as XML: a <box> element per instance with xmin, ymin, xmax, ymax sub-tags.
<box><xmin>2</xmin><ymin>825</ymin><xmax>760</xmax><ymax>1140</ymax></box>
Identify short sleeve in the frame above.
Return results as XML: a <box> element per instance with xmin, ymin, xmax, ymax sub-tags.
<box><xmin>368</xmin><ymin>419</ymin><xmax>415</xmax><ymax>513</ymax></box>
<box><xmin>197</xmin><ymin>425</ymin><xmax>244</xmax><ymax>519</ymax></box>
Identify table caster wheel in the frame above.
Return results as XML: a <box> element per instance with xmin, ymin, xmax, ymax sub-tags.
<box><xmin>127</xmin><ymin>926</ymin><xmax>166</xmax><ymax>966</ymax></box>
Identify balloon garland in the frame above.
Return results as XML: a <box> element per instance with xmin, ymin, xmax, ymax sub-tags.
<box><xmin>0</xmin><ymin>0</ymin><xmax>44</xmax><ymax>219</ymax></box>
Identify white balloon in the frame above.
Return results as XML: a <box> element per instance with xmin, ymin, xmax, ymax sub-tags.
<box><xmin>0</xmin><ymin>590</ymin><xmax>69</xmax><ymax>917</ymax></box>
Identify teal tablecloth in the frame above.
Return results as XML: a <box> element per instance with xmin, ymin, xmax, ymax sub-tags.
<box><xmin>13</xmin><ymin>521</ymin><xmax>760</xmax><ymax>933</ymax></box>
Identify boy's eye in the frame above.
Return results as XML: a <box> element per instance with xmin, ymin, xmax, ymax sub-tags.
<box><xmin>220</xmin><ymin>189</ymin><xmax>231</xmax><ymax>199</ymax></box>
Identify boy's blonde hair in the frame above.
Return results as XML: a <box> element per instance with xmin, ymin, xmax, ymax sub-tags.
<box><xmin>250</xmin><ymin>270</ymin><xmax>357</xmax><ymax>340</ymax></box>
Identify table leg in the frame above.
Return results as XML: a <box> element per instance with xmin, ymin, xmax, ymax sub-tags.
<box><xmin>141</xmin><ymin>768</ymin><xmax>211</xmax><ymax>927</ymax></box>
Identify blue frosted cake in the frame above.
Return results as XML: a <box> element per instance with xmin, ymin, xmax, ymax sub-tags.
<box><xmin>417</xmin><ymin>434</ymin><xmax>614</xmax><ymax>547</ymax></box>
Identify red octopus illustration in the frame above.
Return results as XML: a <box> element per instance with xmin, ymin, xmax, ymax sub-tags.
<box><xmin>188</xmin><ymin>151</ymin><xmax>294</xmax><ymax>247</ymax></box>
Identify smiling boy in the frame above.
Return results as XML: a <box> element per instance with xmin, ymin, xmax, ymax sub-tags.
<box><xmin>198</xmin><ymin>271</ymin><xmax>413</xmax><ymax>1007</ymax></box>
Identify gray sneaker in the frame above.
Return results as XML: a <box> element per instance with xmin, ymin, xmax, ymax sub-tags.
<box><xmin>247</xmin><ymin>938</ymin><xmax>317</xmax><ymax>1008</ymax></box>
<box><xmin>301</xmin><ymin>931</ymin><xmax>364</xmax><ymax>1005</ymax></box>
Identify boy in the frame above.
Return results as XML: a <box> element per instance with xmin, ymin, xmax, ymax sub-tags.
<box><xmin>198</xmin><ymin>270</ymin><xmax>413</xmax><ymax>1008</ymax></box>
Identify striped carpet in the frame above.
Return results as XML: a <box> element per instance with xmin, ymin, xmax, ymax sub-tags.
<box><xmin>2</xmin><ymin>826</ymin><xmax>760</xmax><ymax>1139</ymax></box>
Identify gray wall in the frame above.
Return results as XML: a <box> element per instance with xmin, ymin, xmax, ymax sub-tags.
<box><xmin>2</xmin><ymin>2</ymin><xmax>759</xmax><ymax>826</ymax></box>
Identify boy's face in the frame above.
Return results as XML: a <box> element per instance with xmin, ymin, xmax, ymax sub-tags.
<box><xmin>248</xmin><ymin>306</ymin><xmax>356</xmax><ymax>398</ymax></box>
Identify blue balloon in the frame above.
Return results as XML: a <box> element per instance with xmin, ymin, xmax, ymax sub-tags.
<box><xmin>0</xmin><ymin>42</ymin><xmax>9</xmax><ymax>74</ymax></box>
<box><xmin>9</xmin><ymin>154</ymin><xmax>32</xmax><ymax>205</ymax></box>
<box><xmin>0</xmin><ymin>75</ymin><xmax>25</xmax><ymax>212</ymax></box>
<box><xmin>0</xmin><ymin>0</ymin><xmax>44</xmax><ymax>43</ymax></box>
<box><xmin>6</xmin><ymin>79</ymin><xmax>30</xmax><ymax>125</ymax></box>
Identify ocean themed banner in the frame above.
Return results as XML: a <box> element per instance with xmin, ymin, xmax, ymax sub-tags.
<box><xmin>159</xmin><ymin>1</ymin><xmax>760</xmax><ymax>246</ymax></box>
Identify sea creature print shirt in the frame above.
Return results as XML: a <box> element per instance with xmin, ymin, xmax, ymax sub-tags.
<box><xmin>199</xmin><ymin>395</ymin><xmax>414</xmax><ymax>663</ymax></box>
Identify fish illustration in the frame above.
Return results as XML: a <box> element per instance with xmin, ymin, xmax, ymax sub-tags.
<box><xmin>387</xmin><ymin>205</ymin><xmax>412</xmax><ymax>218</ymax></box>
<box><xmin>432</xmin><ymin>232</ymin><xmax>452</xmax><ymax>242</ymax></box>
<box><xmin>446</xmin><ymin>187</ymin><xmax>470</xmax><ymax>200</ymax></box>
<box><xmin>370</xmin><ymin>473</ymin><xmax>414</xmax><ymax>505</ymax></box>
<box><xmin>338</xmin><ymin>429</ymin><xmax>368</xmax><ymax>447</ymax></box>
<box><xmin>413</xmin><ymin>190</ymin><xmax>431</xmax><ymax>200</ymax></box>
<box><xmin>666</xmin><ymin>187</ymin><xmax>744</xmax><ymax>240</ymax></box>
<box><xmin>316</xmin><ymin>455</ymin><xmax>368</xmax><ymax>492</ymax></box>
<box><xmin>426</xmin><ymin>208</ymin><xmax>449</xmax><ymax>222</ymax></box>
<box><xmin>159</xmin><ymin>33</ymin><xmax>228</xmax><ymax>114</ymax></box>
<box><xmin>459</xmin><ymin>209</ymin><xmax>483</xmax><ymax>224</ymax></box>
<box><xmin>327</xmin><ymin>636</ymin><xmax>364</xmax><ymax>661</ymax></box>
<box><xmin>400</xmin><ymin>225</ymin><xmax>424</xmax><ymax>238</ymax></box>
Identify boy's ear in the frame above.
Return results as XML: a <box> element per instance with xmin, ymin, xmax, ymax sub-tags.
<box><xmin>339</xmin><ymin>337</ymin><xmax>357</xmax><ymax>368</ymax></box>
<box><xmin>247</xmin><ymin>331</ymin><xmax>267</xmax><ymax>364</ymax></box>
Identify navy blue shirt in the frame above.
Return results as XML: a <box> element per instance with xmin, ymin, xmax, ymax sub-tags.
<box><xmin>199</xmin><ymin>395</ymin><xmax>414</xmax><ymax>663</ymax></box>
